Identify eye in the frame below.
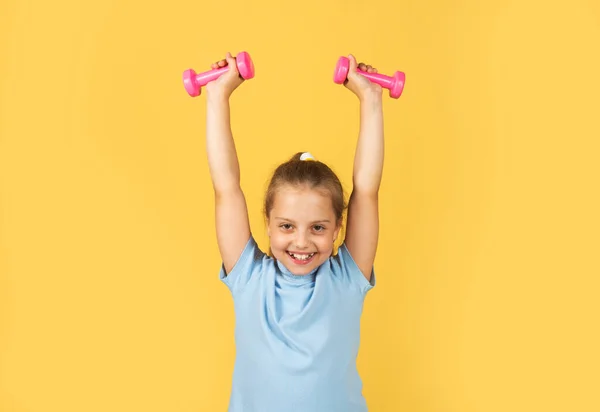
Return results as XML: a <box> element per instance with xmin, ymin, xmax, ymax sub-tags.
<box><xmin>313</xmin><ymin>225</ymin><xmax>325</xmax><ymax>232</ymax></box>
<box><xmin>279</xmin><ymin>223</ymin><xmax>293</xmax><ymax>231</ymax></box>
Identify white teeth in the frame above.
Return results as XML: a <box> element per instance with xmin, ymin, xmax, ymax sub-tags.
<box><xmin>289</xmin><ymin>252</ymin><xmax>315</xmax><ymax>261</ymax></box>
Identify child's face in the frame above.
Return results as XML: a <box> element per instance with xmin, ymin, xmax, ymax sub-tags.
<box><xmin>267</xmin><ymin>184</ymin><xmax>341</xmax><ymax>276</ymax></box>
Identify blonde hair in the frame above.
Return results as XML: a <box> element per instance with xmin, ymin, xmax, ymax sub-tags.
<box><xmin>264</xmin><ymin>152</ymin><xmax>347</xmax><ymax>222</ymax></box>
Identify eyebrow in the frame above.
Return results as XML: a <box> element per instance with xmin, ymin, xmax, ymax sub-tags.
<box><xmin>274</xmin><ymin>217</ymin><xmax>331</xmax><ymax>224</ymax></box>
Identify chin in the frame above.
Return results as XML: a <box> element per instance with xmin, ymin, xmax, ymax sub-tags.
<box><xmin>276</xmin><ymin>250</ymin><xmax>323</xmax><ymax>275</ymax></box>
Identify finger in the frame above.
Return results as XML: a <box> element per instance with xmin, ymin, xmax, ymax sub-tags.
<box><xmin>366</xmin><ymin>65</ymin><xmax>373</xmax><ymax>72</ymax></box>
<box><xmin>358</xmin><ymin>62</ymin><xmax>366</xmax><ymax>71</ymax></box>
<box><xmin>211</xmin><ymin>59</ymin><xmax>226</xmax><ymax>69</ymax></box>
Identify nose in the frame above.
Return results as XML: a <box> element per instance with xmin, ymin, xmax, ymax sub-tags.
<box><xmin>294</xmin><ymin>231</ymin><xmax>309</xmax><ymax>249</ymax></box>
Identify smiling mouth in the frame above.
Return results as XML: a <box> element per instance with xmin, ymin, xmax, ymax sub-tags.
<box><xmin>286</xmin><ymin>251</ymin><xmax>316</xmax><ymax>264</ymax></box>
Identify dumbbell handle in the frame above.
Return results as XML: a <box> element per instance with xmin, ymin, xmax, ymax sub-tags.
<box><xmin>358</xmin><ymin>70</ymin><xmax>395</xmax><ymax>89</ymax></box>
<box><xmin>188</xmin><ymin>67</ymin><xmax>229</xmax><ymax>89</ymax></box>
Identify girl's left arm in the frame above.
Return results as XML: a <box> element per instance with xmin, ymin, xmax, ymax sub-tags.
<box><xmin>344</xmin><ymin>93</ymin><xmax>384</xmax><ymax>281</ymax></box>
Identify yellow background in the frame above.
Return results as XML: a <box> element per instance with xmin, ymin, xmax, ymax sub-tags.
<box><xmin>1</xmin><ymin>0</ymin><xmax>599</xmax><ymax>410</ymax></box>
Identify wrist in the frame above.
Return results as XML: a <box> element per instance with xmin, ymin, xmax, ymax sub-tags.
<box><xmin>359</xmin><ymin>94</ymin><xmax>383</xmax><ymax>112</ymax></box>
<box><xmin>359</xmin><ymin>90</ymin><xmax>383</xmax><ymax>106</ymax></box>
<box><xmin>206</xmin><ymin>91</ymin><xmax>231</xmax><ymax>106</ymax></box>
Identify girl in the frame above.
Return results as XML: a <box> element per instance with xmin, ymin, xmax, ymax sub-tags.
<box><xmin>205</xmin><ymin>52</ymin><xmax>384</xmax><ymax>412</ymax></box>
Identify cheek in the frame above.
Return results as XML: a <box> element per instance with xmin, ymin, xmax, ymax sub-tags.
<box><xmin>316</xmin><ymin>237</ymin><xmax>334</xmax><ymax>252</ymax></box>
<box><xmin>269</xmin><ymin>233</ymin><xmax>287</xmax><ymax>249</ymax></box>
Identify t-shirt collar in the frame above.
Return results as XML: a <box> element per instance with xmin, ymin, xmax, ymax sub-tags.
<box><xmin>275</xmin><ymin>259</ymin><xmax>319</xmax><ymax>283</ymax></box>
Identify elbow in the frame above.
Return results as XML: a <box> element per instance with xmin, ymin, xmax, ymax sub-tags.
<box><xmin>212</xmin><ymin>172</ymin><xmax>242</xmax><ymax>195</ymax></box>
<box><xmin>214</xmin><ymin>181</ymin><xmax>243</xmax><ymax>198</ymax></box>
<box><xmin>352</xmin><ymin>176</ymin><xmax>381</xmax><ymax>195</ymax></box>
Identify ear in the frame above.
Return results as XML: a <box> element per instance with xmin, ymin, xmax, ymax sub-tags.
<box><xmin>266</xmin><ymin>218</ymin><xmax>271</xmax><ymax>237</ymax></box>
<box><xmin>333</xmin><ymin>219</ymin><xmax>343</xmax><ymax>242</ymax></box>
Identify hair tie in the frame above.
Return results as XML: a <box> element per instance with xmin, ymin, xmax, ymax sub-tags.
<box><xmin>300</xmin><ymin>152</ymin><xmax>315</xmax><ymax>161</ymax></box>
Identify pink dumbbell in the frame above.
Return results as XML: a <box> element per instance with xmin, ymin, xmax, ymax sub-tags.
<box><xmin>182</xmin><ymin>51</ymin><xmax>255</xmax><ymax>97</ymax></box>
<box><xmin>333</xmin><ymin>56</ymin><xmax>405</xmax><ymax>99</ymax></box>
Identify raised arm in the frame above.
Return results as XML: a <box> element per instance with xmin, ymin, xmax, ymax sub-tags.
<box><xmin>205</xmin><ymin>53</ymin><xmax>251</xmax><ymax>274</ymax></box>
<box><xmin>342</xmin><ymin>56</ymin><xmax>384</xmax><ymax>281</ymax></box>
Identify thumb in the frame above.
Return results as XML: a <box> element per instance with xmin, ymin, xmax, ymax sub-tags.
<box><xmin>348</xmin><ymin>54</ymin><xmax>358</xmax><ymax>73</ymax></box>
<box><xmin>224</xmin><ymin>52</ymin><xmax>239</xmax><ymax>76</ymax></box>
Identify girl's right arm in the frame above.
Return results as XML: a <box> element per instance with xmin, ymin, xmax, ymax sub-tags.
<box><xmin>205</xmin><ymin>53</ymin><xmax>251</xmax><ymax>274</ymax></box>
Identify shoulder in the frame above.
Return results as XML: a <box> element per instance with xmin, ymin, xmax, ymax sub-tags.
<box><xmin>219</xmin><ymin>235</ymin><xmax>271</xmax><ymax>293</ymax></box>
<box><xmin>327</xmin><ymin>243</ymin><xmax>376</xmax><ymax>294</ymax></box>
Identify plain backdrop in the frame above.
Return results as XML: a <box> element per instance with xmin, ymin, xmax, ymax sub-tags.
<box><xmin>1</xmin><ymin>0</ymin><xmax>599</xmax><ymax>411</ymax></box>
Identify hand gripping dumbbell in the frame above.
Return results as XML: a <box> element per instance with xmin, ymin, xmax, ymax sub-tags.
<box><xmin>182</xmin><ymin>51</ymin><xmax>255</xmax><ymax>97</ymax></box>
<box><xmin>333</xmin><ymin>56</ymin><xmax>405</xmax><ymax>99</ymax></box>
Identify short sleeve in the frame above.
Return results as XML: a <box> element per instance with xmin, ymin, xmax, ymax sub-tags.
<box><xmin>219</xmin><ymin>236</ymin><xmax>266</xmax><ymax>294</ymax></box>
<box><xmin>330</xmin><ymin>242</ymin><xmax>376</xmax><ymax>294</ymax></box>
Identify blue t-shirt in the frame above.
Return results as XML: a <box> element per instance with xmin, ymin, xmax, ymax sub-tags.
<box><xmin>219</xmin><ymin>236</ymin><xmax>376</xmax><ymax>412</ymax></box>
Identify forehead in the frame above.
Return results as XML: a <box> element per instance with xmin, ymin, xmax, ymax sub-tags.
<box><xmin>272</xmin><ymin>184</ymin><xmax>335</xmax><ymax>217</ymax></box>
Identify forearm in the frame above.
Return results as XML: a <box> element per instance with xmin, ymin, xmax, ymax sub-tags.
<box><xmin>353</xmin><ymin>94</ymin><xmax>384</xmax><ymax>193</ymax></box>
<box><xmin>206</xmin><ymin>96</ymin><xmax>241</xmax><ymax>192</ymax></box>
